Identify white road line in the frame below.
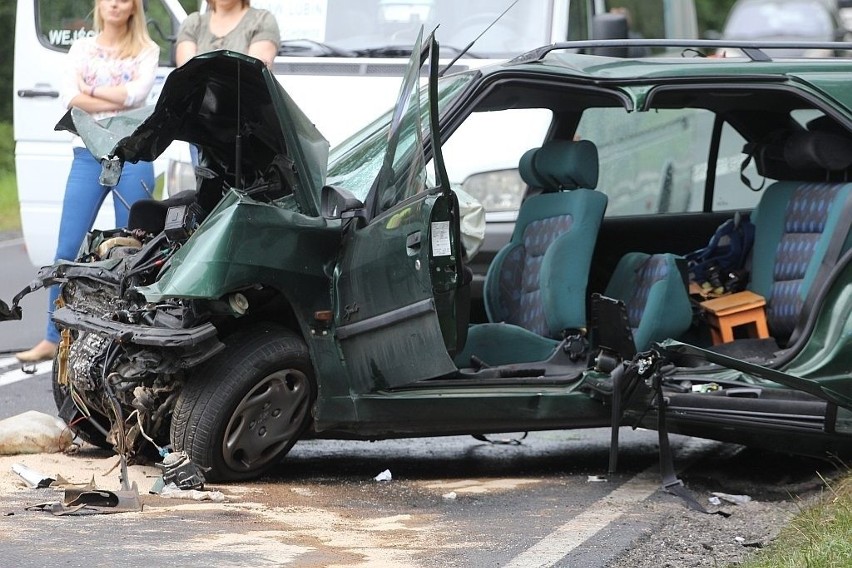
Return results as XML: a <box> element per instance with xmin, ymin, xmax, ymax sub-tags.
<box><xmin>0</xmin><ymin>367</ymin><xmax>45</xmax><ymax>387</ymax></box>
<box><xmin>504</xmin><ymin>466</ymin><xmax>660</xmax><ymax>568</ymax></box>
<box><xmin>0</xmin><ymin>356</ymin><xmax>48</xmax><ymax>386</ymax></box>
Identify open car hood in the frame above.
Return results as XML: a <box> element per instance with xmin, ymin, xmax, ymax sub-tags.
<box><xmin>57</xmin><ymin>50</ymin><xmax>330</xmax><ymax>215</ymax></box>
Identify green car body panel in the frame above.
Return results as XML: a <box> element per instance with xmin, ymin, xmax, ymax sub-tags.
<box><xmin>2</xmin><ymin>40</ymin><xmax>851</xmax><ymax>480</ymax></box>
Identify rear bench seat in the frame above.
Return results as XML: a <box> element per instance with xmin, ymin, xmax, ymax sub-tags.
<box><xmin>747</xmin><ymin>130</ymin><xmax>852</xmax><ymax>347</ymax></box>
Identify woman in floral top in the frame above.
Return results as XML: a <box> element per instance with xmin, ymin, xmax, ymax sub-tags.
<box><xmin>16</xmin><ymin>0</ymin><xmax>160</xmax><ymax>363</ymax></box>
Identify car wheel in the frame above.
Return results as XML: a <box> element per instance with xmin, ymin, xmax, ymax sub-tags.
<box><xmin>170</xmin><ymin>325</ymin><xmax>315</xmax><ymax>482</ymax></box>
<box><xmin>51</xmin><ymin>356</ymin><xmax>112</xmax><ymax>449</ymax></box>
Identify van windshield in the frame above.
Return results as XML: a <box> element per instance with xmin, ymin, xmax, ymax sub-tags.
<box><xmin>254</xmin><ymin>0</ymin><xmax>554</xmax><ymax>58</ymax></box>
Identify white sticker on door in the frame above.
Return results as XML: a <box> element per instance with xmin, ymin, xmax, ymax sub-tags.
<box><xmin>431</xmin><ymin>221</ymin><xmax>451</xmax><ymax>257</ymax></box>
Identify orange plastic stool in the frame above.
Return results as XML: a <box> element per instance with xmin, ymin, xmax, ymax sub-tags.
<box><xmin>700</xmin><ymin>291</ymin><xmax>769</xmax><ymax>345</ymax></box>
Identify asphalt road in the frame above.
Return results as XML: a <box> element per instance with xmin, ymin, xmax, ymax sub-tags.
<box><xmin>0</xmin><ymin>232</ymin><xmax>837</xmax><ymax>567</ymax></box>
<box><xmin>0</xmin><ymin>234</ymin><xmax>44</xmax><ymax>354</ymax></box>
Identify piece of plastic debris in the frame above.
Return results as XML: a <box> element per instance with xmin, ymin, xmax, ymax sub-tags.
<box><xmin>734</xmin><ymin>536</ymin><xmax>746</xmax><ymax>544</ymax></box>
<box><xmin>374</xmin><ymin>469</ymin><xmax>392</xmax><ymax>482</ymax></box>
<box><xmin>26</xmin><ymin>481</ymin><xmax>143</xmax><ymax>515</ymax></box>
<box><xmin>708</xmin><ymin>496</ymin><xmax>722</xmax><ymax>506</ymax></box>
<box><xmin>0</xmin><ymin>411</ymin><xmax>74</xmax><ymax>455</ymax></box>
<box><xmin>11</xmin><ymin>463</ymin><xmax>55</xmax><ymax>488</ymax></box>
<box><xmin>587</xmin><ymin>475</ymin><xmax>607</xmax><ymax>483</ymax></box>
<box><xmin>711</xmin><ymin>492</ymin><xmax>752</xmax><ymax>506</ymax></box>
<box><xmin>442</xmin><ymin>491</ymin><xmax>457</xmax><ymax>500</ymax></box>
<box><xmin>156</xmin><ymin>450</ymin><xmax>208</xmax><ymax>490</ymax></box>
<box><xmin>158</xmin><ymin>482</ymin><xmax>226</xmax><ymax>502</ymax></box>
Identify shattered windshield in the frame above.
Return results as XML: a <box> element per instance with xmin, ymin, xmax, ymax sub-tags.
<box><xmin>256</xmin><ymin>0</ymin><xmax>554</xmax><ymax>58</ymax></box>
<box><xmin>326</xmin><ymin>71</ymin><xmax>473</xmax><ymax>203</ymax></box>
<box><xmin>63</xmin><ymin>106</ymin><xmax>155</xmax><ymax>160</ymax></box>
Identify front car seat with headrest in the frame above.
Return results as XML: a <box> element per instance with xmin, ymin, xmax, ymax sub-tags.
<box><xmin>453</xmin><ymin>139</ymin><xmax>608</xmax><ymax>367</ymax></box>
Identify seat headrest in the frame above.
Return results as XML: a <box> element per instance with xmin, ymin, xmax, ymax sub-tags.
<box><xmin>785</xmin><ymin>130</ymin><xmax>852</xmax><ymax>172</ymax></box>
<box><xmin>518</xmin><ymin>139</ymin><xmax>599</xmax><ymax>191</ymax></box>
<box><xmin>518</xmin><ymin>147</ymin><xmax>548</xmax><ymax>188</ymax></box>
<box><xmin>748</xmin><ymin>126</ymin><xmax>852</xmax><ymax>182</ymax></box>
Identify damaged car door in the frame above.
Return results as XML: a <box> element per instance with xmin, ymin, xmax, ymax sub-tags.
<box><xmin>326</xmin><ymin>30</ymin><xmax>467</xmax><ymax>392</ymax></box>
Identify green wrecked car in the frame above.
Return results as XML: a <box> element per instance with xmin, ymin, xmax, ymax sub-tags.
<box><xmin>1</xmin><ymin>33</ymin><xmax>850</xmax><ymax>484</ymax></box>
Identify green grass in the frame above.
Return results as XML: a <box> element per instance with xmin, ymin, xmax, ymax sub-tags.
<box><xmin>0</xmin><ymin>120</ymin><xmax>18</xmax><ymax>232</ymax></box>
<box><xmin>739</xmin><ymin>472</ymin><xmax>852</xmax><ymax>568</ymax></box>
<box><xmin>0</xmin><ymin>170</ymin><xmax>20</xmax><ymax>233</ymax></box>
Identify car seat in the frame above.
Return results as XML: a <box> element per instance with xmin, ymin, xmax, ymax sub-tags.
<box><xmin>453</xmin><ymin>139</ymin><xmax>608</xmax><ymax>367</ymax></box>
<box><xmin>747</xmin><ymin>129</ymin><xmax>852</xmax><ymax>345</ymax></box>
<box><xmin>601</xmin><ymin>252</ymin><xmax>692</xmax><ymax>352</ymax></box>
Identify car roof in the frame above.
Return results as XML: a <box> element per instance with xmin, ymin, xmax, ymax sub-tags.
<box><xmin>481</xmin><ymin>40</ymin><xmax>852</xmax><ymax>81</ymax></box>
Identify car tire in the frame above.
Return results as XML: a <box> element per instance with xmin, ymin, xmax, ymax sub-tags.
<box><xmin>170</xmin><ymin>325</ymin><xmax>315</xmax><ymax>482</ymax></box>
<box><xmin>51</xmin><ymin>355</ymin><xmax>112</xmax><ymax>450</ymax></box>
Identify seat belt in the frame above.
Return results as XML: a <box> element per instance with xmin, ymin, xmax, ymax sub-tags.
<box><xmin>788</xmin><ymin>189</ymin><xmax>852</xmax><ymax>345</ymax></box>
<box><xmin>654</xmin><ymin>380</ymin><xmax>712</xmax><ymax>514</ymax></box>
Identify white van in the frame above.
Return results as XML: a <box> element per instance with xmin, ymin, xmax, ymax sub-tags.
<box><xmin>13</xmin><ymin>0</ymin><xmax>190</xmax><ymax>267</ymax></box>
<box><xmin>14</xmin><ymin>0</ymin><xmax>698</xmax><ymax>266</ymax></box>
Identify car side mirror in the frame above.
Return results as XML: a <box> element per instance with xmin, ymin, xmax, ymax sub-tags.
<box><xmin>591</xmin><ymin>14</ymin><xmax>629</xmax><ymax>58</ymax></box>
<box><xmin>321</xmin><ymin>185</ymin><xmax>367</xmax><ymax>222</ymax></box>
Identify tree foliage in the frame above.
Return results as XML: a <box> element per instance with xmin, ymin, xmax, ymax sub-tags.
<box><xmin>0</xmin><ymin>3</ymin><xmax>16</xmax><ymax>122</ymax></box>
<box><xmin>694</xmin><ymin>0</ymin><xmax>739</xmax><ymax>37</ymax></box>
<box><xmin>608</xmin><ymin>0</ymin><xmax>739</xmax><ymax>39</ymax></box>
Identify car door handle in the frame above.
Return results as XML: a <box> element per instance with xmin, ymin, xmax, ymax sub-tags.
<box><xmin>18</xmin><ymin>88</ymin><xmax>60</xmax><ymax>98</ymax></box>
<box><xmin>406</xmin><ymin>231</ymin><xmax>422</xmax><ymax>255</ymax></box>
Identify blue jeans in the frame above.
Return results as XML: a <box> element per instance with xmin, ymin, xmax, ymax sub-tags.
<box><xmin>45</xmin><ymin>147</ymin><xmax>155</xmax><ymax>343</ymax></box>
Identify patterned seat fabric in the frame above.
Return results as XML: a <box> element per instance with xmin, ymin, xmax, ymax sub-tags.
<box><xmin>453</xmin><ymin>140</ymin><xmax>608</xmax><ymax>367</ymax></box>
<box><xmin>747</xmin><ymin>127</ymin><xmax>852</xmax><ymax>343</ymax></box>
<box><xmin>491</xmin><ymin>215</ymin><xmax>574</xmax><ymax>336</ymax></box>
<box><xmin>603</xmin><ymin>252</ymin><xmax>692</xmax><ymax>351</ymax></box>
<box><xmin>750</xmin><ymin>181</ymin><xmax>851</xmax><ymax>340</ymax></box>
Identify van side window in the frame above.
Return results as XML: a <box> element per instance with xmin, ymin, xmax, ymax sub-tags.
<box><xmin>35</xmin><ymin>0</ymin><xmax>177</xmax><ymax>64</ymax></box>
<box><xmin>36</xmin><ymin>0</ymin><xmax>94</xmax><ymax>52</ymax></box>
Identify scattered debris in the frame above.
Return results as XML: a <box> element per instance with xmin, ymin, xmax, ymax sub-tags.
<box><xmin>587</xmin><ymin>475</ymin><xmax>607</xmax><ymax>483</ymax></box>
<box><xmin>156</xmin><ymin>482</ymin><xmax>226</xmax><ymax>502</ymax></box>
<box><xmin>711</xmin><ymin>492</ymin><xmax>752</xmax><ymax>506</ymax></box>
<box><xmin>11</xmin><ymin>463</ymin><xmax>55</xmax><ymax>488</ymax></box>
<box><xmin>374</xmin><ymin>469</ymin><xmax>392</xmax><ymax>482</ymax></box>
<box><xmin>157</xmin><ymin>451</ymin><xmax>208</xmax><ymax>490</ymax></box>
<box><xmin>26</xmin><ymin>478</ymin><xmax>143</xmax><ymax>515</ymax></box>
<box><xmin>471</xmin><ymin>432</ymin><xmax>528</xmax><ymax>445</ymax></box>
<box><xmin>20</xmin><ymin>363</ymin><xmax>38</xmax><ymax>375</ymax></box>
<box><xmin>0</xmin><ymin>411</ymin><xmax>73</xmax><ymax>455</ymax></box>
<box><xmin>442</xmin><ymin>491</ymin><xmax>457</xmax><ymax>500</ymax></box>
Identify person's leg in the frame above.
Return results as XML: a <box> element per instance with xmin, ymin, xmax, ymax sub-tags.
<box><xmin>55</xmin><ymin>148</ymin><xmax>108</xmax><ymax>262</ymax></box>
<box><xmin>17</xmin><ymin>149</ymin><xmax>108</xmax><ymax>361</ymax></box>
<box><xmin>112</xmin><ymin>160</ymin><xmax>155</xmax><ymax>227</ymax></box>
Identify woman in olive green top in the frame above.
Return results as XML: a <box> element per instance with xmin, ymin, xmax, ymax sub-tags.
<box><xmin>176</xmin><ymin>0</ymin><xmax>280</xmax><ymax>68</ymax></box>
